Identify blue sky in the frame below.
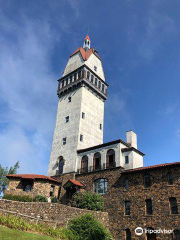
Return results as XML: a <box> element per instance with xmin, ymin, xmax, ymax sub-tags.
<box><xmin>0</xmin><ymin>0</ymin><xmax>180</xmax><ymax>174</ymax></box>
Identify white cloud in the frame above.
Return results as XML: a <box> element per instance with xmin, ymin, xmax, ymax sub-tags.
<box><xmin>138</xmin><ymin>6</ymin><xmax>177</xmax><ymax>61</ymax></box>
<box><xmin>0</xmin><ymin>4</ymin><xmax>81</xmax><ymax>174</ymax></box>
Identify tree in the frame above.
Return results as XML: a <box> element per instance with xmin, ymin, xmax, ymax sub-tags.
<box><xmin>0</xmin><ymin>161</ymin><xmax>19</xmax><ymax>196</ymax></box>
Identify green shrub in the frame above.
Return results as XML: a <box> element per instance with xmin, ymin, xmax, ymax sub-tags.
<box><xmin>34</xmin><ymin>195</ymin><xmax>47</xmax><ymax>202</ymax></box>
<box><xmin>66</xmin><ymin>213</ymin><xmax>114</xmax><ymax>240</ymax></box>
<box><xmin>51</xmin><ymin>196</ymin><xmax>57</xmax><ymax>203</ymax></box>
<box><xmin>3</xmin><ymin>194</ymin><xmax>33</xmax><ymax>202</ymax></box>
<box><xmin>72</xmin><ymin>192</ymin><xmax>103</xmax><ymax>211</ymax></box>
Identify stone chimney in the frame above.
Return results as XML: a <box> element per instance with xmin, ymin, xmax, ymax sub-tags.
<box><xmin>126</xmin><ymin>130</ymin><xmax>137</xmax><ymax>149</ymax></box>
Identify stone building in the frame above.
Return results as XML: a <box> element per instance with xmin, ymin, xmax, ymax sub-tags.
<box><xmin>6</xmin><ymin>35</ymin><xmax>180</xmax><ymax>240</ymax></box>
<box><xmin>6</xmin><ymin>174</ymin><xmax>60</xmax><ymax>199</ymax></box>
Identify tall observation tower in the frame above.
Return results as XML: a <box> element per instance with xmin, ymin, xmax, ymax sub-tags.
<box><xmin>48</xmin><ymin>35</ymin><xmax>108</xmax><ymax>176</ymax></box>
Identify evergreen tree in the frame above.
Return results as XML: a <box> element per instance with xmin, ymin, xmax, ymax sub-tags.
<box><xmin>0</xmin><ymin>161</ymin><xmax>19</xmax><ymax>195</ymax></box>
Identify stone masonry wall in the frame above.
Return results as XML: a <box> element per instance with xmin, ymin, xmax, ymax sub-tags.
<box><xmin>0</xmin><ymin>199</ymin><xmax>109</xmax><ymax>229</ymax></box>
<box><xmin>75</xmin><ymin>165</ymin><xmax>180</xmax><ymax>240</ymax></box>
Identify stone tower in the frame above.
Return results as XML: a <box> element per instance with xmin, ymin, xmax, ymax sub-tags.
<box><xmin>47</xmin><ymin>35</ymin><xmax>108</xmax><ymax>176</ymax></box>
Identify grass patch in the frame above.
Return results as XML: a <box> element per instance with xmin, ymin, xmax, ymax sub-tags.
<box><xmin>0</xmin><ymin>214</ymin><xmax>67</xmax><ymax>239</ymax></box>
<box><xmin>0</xmin><ymin>225</ymin><xmax>58</xmax><ymax>240</ymax></box>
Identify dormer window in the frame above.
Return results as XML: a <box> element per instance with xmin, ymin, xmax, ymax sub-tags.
<box><xmin>94</xmin><ymin>66</ymin><xmax>97</xmax><ymax>71</ymax></box>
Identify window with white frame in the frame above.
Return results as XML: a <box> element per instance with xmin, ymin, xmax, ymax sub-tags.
<box><xmin>94</xmin><ymin>179</ymin><xmax>107</xmax><ymax>195</ymax></box>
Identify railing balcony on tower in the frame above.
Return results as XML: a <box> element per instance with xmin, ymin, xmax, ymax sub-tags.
<box><xmin>77</xmin><ymin>162</ymin><xmax>116</xmax><ymax>174</ymax></box>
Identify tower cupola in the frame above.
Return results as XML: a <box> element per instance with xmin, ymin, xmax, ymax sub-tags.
<box><xmin>83</xmin><ymin>34</ymin><xmax>91</xmax><ymax>51</ymax></box>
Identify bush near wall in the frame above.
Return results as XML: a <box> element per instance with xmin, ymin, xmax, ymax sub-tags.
<box><xmin>66</xmin><ymin>213</ymin><xmax>114</xmax><ymax>240</ymax></box>
<box><xmin>34</xmin><ymin>195</ymin><xmax>48</xmax><ymax>202</ymax></box>
<box><xmin>3</xmin><ymin>194</ymin><xmax>33</xmax><ymax>202</ymax></box>
<box><xmin>72</xmin><ymin>192</ymin><xmax>103</xmax><ymax>211</ymax></box>
<box><xmin>3</xmin><ymin>194</ymin><xmax>48</xmax><ymax>202</ymax></box>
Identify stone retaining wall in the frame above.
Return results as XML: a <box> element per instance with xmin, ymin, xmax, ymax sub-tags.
<box><xmin>0</xmin><ymin>199</ymin><xmax>109</xmax><ymax>228</ymax></box>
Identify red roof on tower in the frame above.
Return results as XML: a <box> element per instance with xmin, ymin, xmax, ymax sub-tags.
<box><xmin>70</xmin><ymin>47</ymin><xmax>101</xmax><ymax>61</ymax></box>
<box><xmin>85</xmin><ymin>34</ymin><xmax>90</xmax><ymax>41</ymax></box>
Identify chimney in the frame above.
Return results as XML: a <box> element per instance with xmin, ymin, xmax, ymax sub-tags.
<box><xmin>126</xmin><ymin>130</ymin><xmax>137</xmax><ymax>149</ymax></box>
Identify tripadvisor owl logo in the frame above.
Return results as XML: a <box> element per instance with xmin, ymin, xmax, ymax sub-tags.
<box><xmin>135</xmin><ymin>227</ymin><xmax>144</xmax><ymax>236</ymax></box>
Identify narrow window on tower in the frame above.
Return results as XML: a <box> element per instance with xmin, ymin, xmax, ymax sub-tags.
<box><xmin>125</xmin><ymin>201</ymin><xmax>130</xmax><ymax>215</ymax></box>
<box><xmin>168</xmin><ymin>172</ymin><xmax>174</xmax><ymax>185</ymax></box>
<box><xmin>125</xmin><ymin>178</ymin><xmax>129</xmax><ymax>190</ymax></box>
<box><xmin>62</xmin><ymin>138</ymin><xmax>66</xmax><ymax>145</ymax></box>
<box><xmin>146</xmin><ymin>199</ymin><xmax>153</xmax><ymax>215</ymax></box>
<box><xmin>65</xmin><ymin>116</ymin><xmax>69</xmax><ymax>123</ymax></box>
<box><xmin>144</xmin><ymin>174</ymin><xmax>151</xmax><ymax>188</ymax></box>
<box><xmin>80</xmin><ymin>134</ymin><xmax>83</xmax><ymax>142</ymax></box>
<box><xmin>78</xmin><ymin>71</ymin><xmax>81</xmax><ymax>79</ymax></box>
<box><xmin>95</xmin><ymin>78</ymin><xmax>97</xmax><ymax>86</ymax></box>
<box><xmin>100</xmin><ymin>124</ymin><xmax>102</xmax><ymax>130</ymax></box>
<box><xmin>82</xmin><ymin>112</ymin><xmax>85</xmax><ymax>119</ymax></box>
<box><xmin>91</xmin><ymin>75</ymin><xmax>94</xmax><ymax>83</ymax></box>
<box><xmin>102</xmin><ymin>84</ymin><xmax>104</xmax><ymax>92</ymax></box>
<box><xmin>169</xmin><ymin>197</ymin><xmax>178</xmax><ymax>214</ymax></box>
<box><xmin>94</xmin><ymin>66</ymin><xmax>97</xmax><ymax>71</ymax></box>
<box><xmin>87</xmin><ymin>71</ymin><xmax>90</xmax><ymax>80</ymax></box>
<box><xmin>68</xmin><ymin>97</ymin><xmax>71</xmax><ymax>103</ymax></box>
<box><xmin>70</xmin><ymin>75</ymin><xmax>72</xmax><ymax>84</ymax></box>
<box><xmin>125</xmin><ymin>156</ymin><xmax>129</xmax><ymax>164</ymax></box>
<box><xmin>125</xmin><ymin>229</ymin><xmax>131</xmax><ymax>240</ymax></box>
<box><xmin>98</xmin><ymin>81</ymin><xmax>101</xmax><ymax>89</ymax></box>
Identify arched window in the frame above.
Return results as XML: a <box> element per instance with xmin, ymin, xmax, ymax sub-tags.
<box><xmin>146</xmin><ymin>227</ymin><xmax>157</xmax><ymax>240</ymax></box>
<box><xmin>98</xmin><ymin>81</ymin><xmax>101</xmax><ymax>89</ymax></box>
<box><xmin>106</xmin><ymin>149</ymin><xmax>115</xmax><ymax>168</ymax></box>
<box><xmin>87</xmin><ymin>71</ymin><xmax>90</xmax><ymax>80</ymax></box>
<box><xmin>81</xmin><ymin>155</ymin><xmax>88</xmax><ymax>173</ymax></box>
<box><xmin>94</xmin><ymin>179</ymin><xmax>107</xmax><ymax>195</ymax></box>
<box><xmin>58</xmin><ymin>156</ymin><xmax>64</xmax><ymax>174</ymax></box>
<box><xmin>93</xmin><ymin>152</ymin><xmax>101</xmax><ymax>171</ymax></box>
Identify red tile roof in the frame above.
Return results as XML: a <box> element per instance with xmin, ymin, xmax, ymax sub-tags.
<box><xmin>70</xmin><ymin>47</ymin><xmax>101</xmax><ymax>61</ymax></box>
<box><xmin>85</xmin><ymin>34</ymin><xmax>90</xmax><ymax>41</ymax></box>
<box><xmin>124</xmin><ymin>162</ymin><xmax>180</xmax><ymax>173</ymax></box>
<box><xmin>6</xmin><ymin>174</ymin><xmax>60</xmax><ymax>183</ymax></box>
<box><xmin>63</xmin><ymin>179</ymin><xmax>85</xmax><ymax>188</ymax></box>
<box><xmin>69</xmin><ymin>179</ymin><xmax>85</xmax><ymax>187</ymax></box>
